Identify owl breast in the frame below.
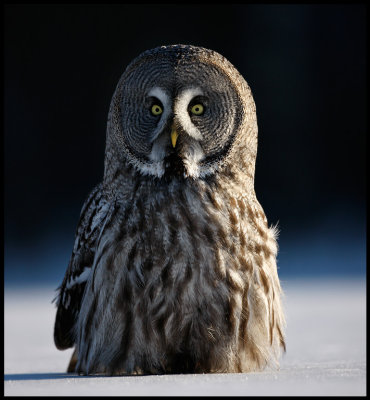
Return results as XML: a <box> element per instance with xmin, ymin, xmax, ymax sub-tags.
<box><xmin>55</xmin><ymin>45</ymin><xmax>285</xmax><ymax>377</ymax></box>
<box><xmin>74</xmin><ymin>177</ymin><xmax>255</xmax><ymax>374</ymax></box>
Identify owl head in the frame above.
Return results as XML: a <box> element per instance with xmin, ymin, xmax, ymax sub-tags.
<box><xmin>104</xmin><ymin>45</ymin><xmax>258</xmax><ymax>182</ymax></box>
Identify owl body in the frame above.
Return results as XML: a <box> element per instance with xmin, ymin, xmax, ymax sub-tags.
<box><xmin>54</xmin><ymin>45</ymin><xmax>285</xmax><ymax>375</ymax></box>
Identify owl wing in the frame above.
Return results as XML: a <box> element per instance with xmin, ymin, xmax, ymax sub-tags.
<box><xmin>53</xmin><ymin>183</ymin><xmax>112</xmax><ymax>350</ymax></box>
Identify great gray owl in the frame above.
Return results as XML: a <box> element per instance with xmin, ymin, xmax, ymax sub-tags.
<box><xmin>54</xmin><ymin>44</ymin><xmax>286</xmax><ymax>375</ymax></box>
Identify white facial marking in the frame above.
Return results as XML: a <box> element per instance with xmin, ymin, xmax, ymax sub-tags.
<box><xmin>144</xmin><ymin>87</ymin><xmax>210</xmax><ymax>179</ymax></box>
<box><xmin>148</xmin><ymin>87</ymin><xmax>170</xmax><ymax>108</ymax></box>
<box><xmin>182</xmin><ymin>140</ymin><xmax>205</xmax><ymax>178</ymax></box>
<box><xmin>147</xmin><ymin>87</ymin><xmax>172</xmax><ymax>142</ymax></box>
<box><xmin>174</xmin><ymin>88</ymin><xmax>203</xmax><ymax>140</ymax></box>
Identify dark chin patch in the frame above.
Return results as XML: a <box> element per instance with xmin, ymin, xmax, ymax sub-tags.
<box><xmin>163</xmin><ymin>151</ymin><xmax>185</xmax><ymax>180</ymax></box>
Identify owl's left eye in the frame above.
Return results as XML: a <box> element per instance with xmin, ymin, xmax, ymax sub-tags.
<box><xmin>190</xmin><ymin>104</ymin><xmax>204</xmax><ymax>115</ymax></box>
<box><xmin>151</xmin><ymin>104</ymin><xmax>163</xmax><ymax>116</ymax></box>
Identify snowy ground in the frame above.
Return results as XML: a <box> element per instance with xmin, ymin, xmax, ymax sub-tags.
<box><xmin>4</xmin><ymin>278</ymin><xmax>366</xmax><ymax>396</ymax></box>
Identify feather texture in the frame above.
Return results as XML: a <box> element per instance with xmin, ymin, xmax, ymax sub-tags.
<box><xmin>54</xmin><ymin>44</ymin><xmax>286</xmax><ymax>375</ymax></box>
<box><xmin>54</xmin><ymin>183</ymin><xmax>111</xmax><ymax>350</ymax></box>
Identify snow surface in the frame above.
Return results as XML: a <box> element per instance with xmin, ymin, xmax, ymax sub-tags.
<box><xmin>4</xmin><ymin>278</ymin><xmax>366</xmax><ymax>396</ymax></box>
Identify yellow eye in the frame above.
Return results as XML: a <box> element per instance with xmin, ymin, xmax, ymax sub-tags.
<box><xmin>151</xmin><ymin>104</ymin><xmax>163</xmax><ymax>116</ymax></box>
<box><xmin>191</xmin><ymin>104</ymin><xmax>204</xmax><ymax>115</ymax></box>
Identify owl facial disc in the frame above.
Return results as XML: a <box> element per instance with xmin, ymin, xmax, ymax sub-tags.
<box><xmin>107</xmin><ymin>45</ymin><xmax>253</xmax><ymax>181</ymax></box>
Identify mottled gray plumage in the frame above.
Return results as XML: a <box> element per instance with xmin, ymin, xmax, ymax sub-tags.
<box><xmin>54</xmin><ymin>44</ymin><xmax>286</xmax><ymax>375</ymax></box>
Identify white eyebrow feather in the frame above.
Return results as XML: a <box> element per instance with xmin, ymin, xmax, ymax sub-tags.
<box><xmin>174</xmin><ymin>88</ymin><xmax>203</xmax><ymax>140</ymax></box>
<box><xmin>148</xmin><ymin>87</ymin><xmax>170</xmax><ymax>109</ymax></box>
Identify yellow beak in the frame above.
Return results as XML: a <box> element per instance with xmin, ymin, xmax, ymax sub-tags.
<box><xmin>171</xmin><ymin>126</ymin><xmax>178</xmax><ymax>148</ymax></box>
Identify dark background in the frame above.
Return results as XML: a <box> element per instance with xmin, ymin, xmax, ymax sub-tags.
<box><xmin>4</xmin><ymin>4</ymin><xmax>366</xmax><ymax>286</ymax></box>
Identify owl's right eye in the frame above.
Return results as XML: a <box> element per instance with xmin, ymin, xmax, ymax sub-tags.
<box><xmin>151</xmin><ymin>104</ymin><xmax>163</xmax><ymax>116</ymax></box>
